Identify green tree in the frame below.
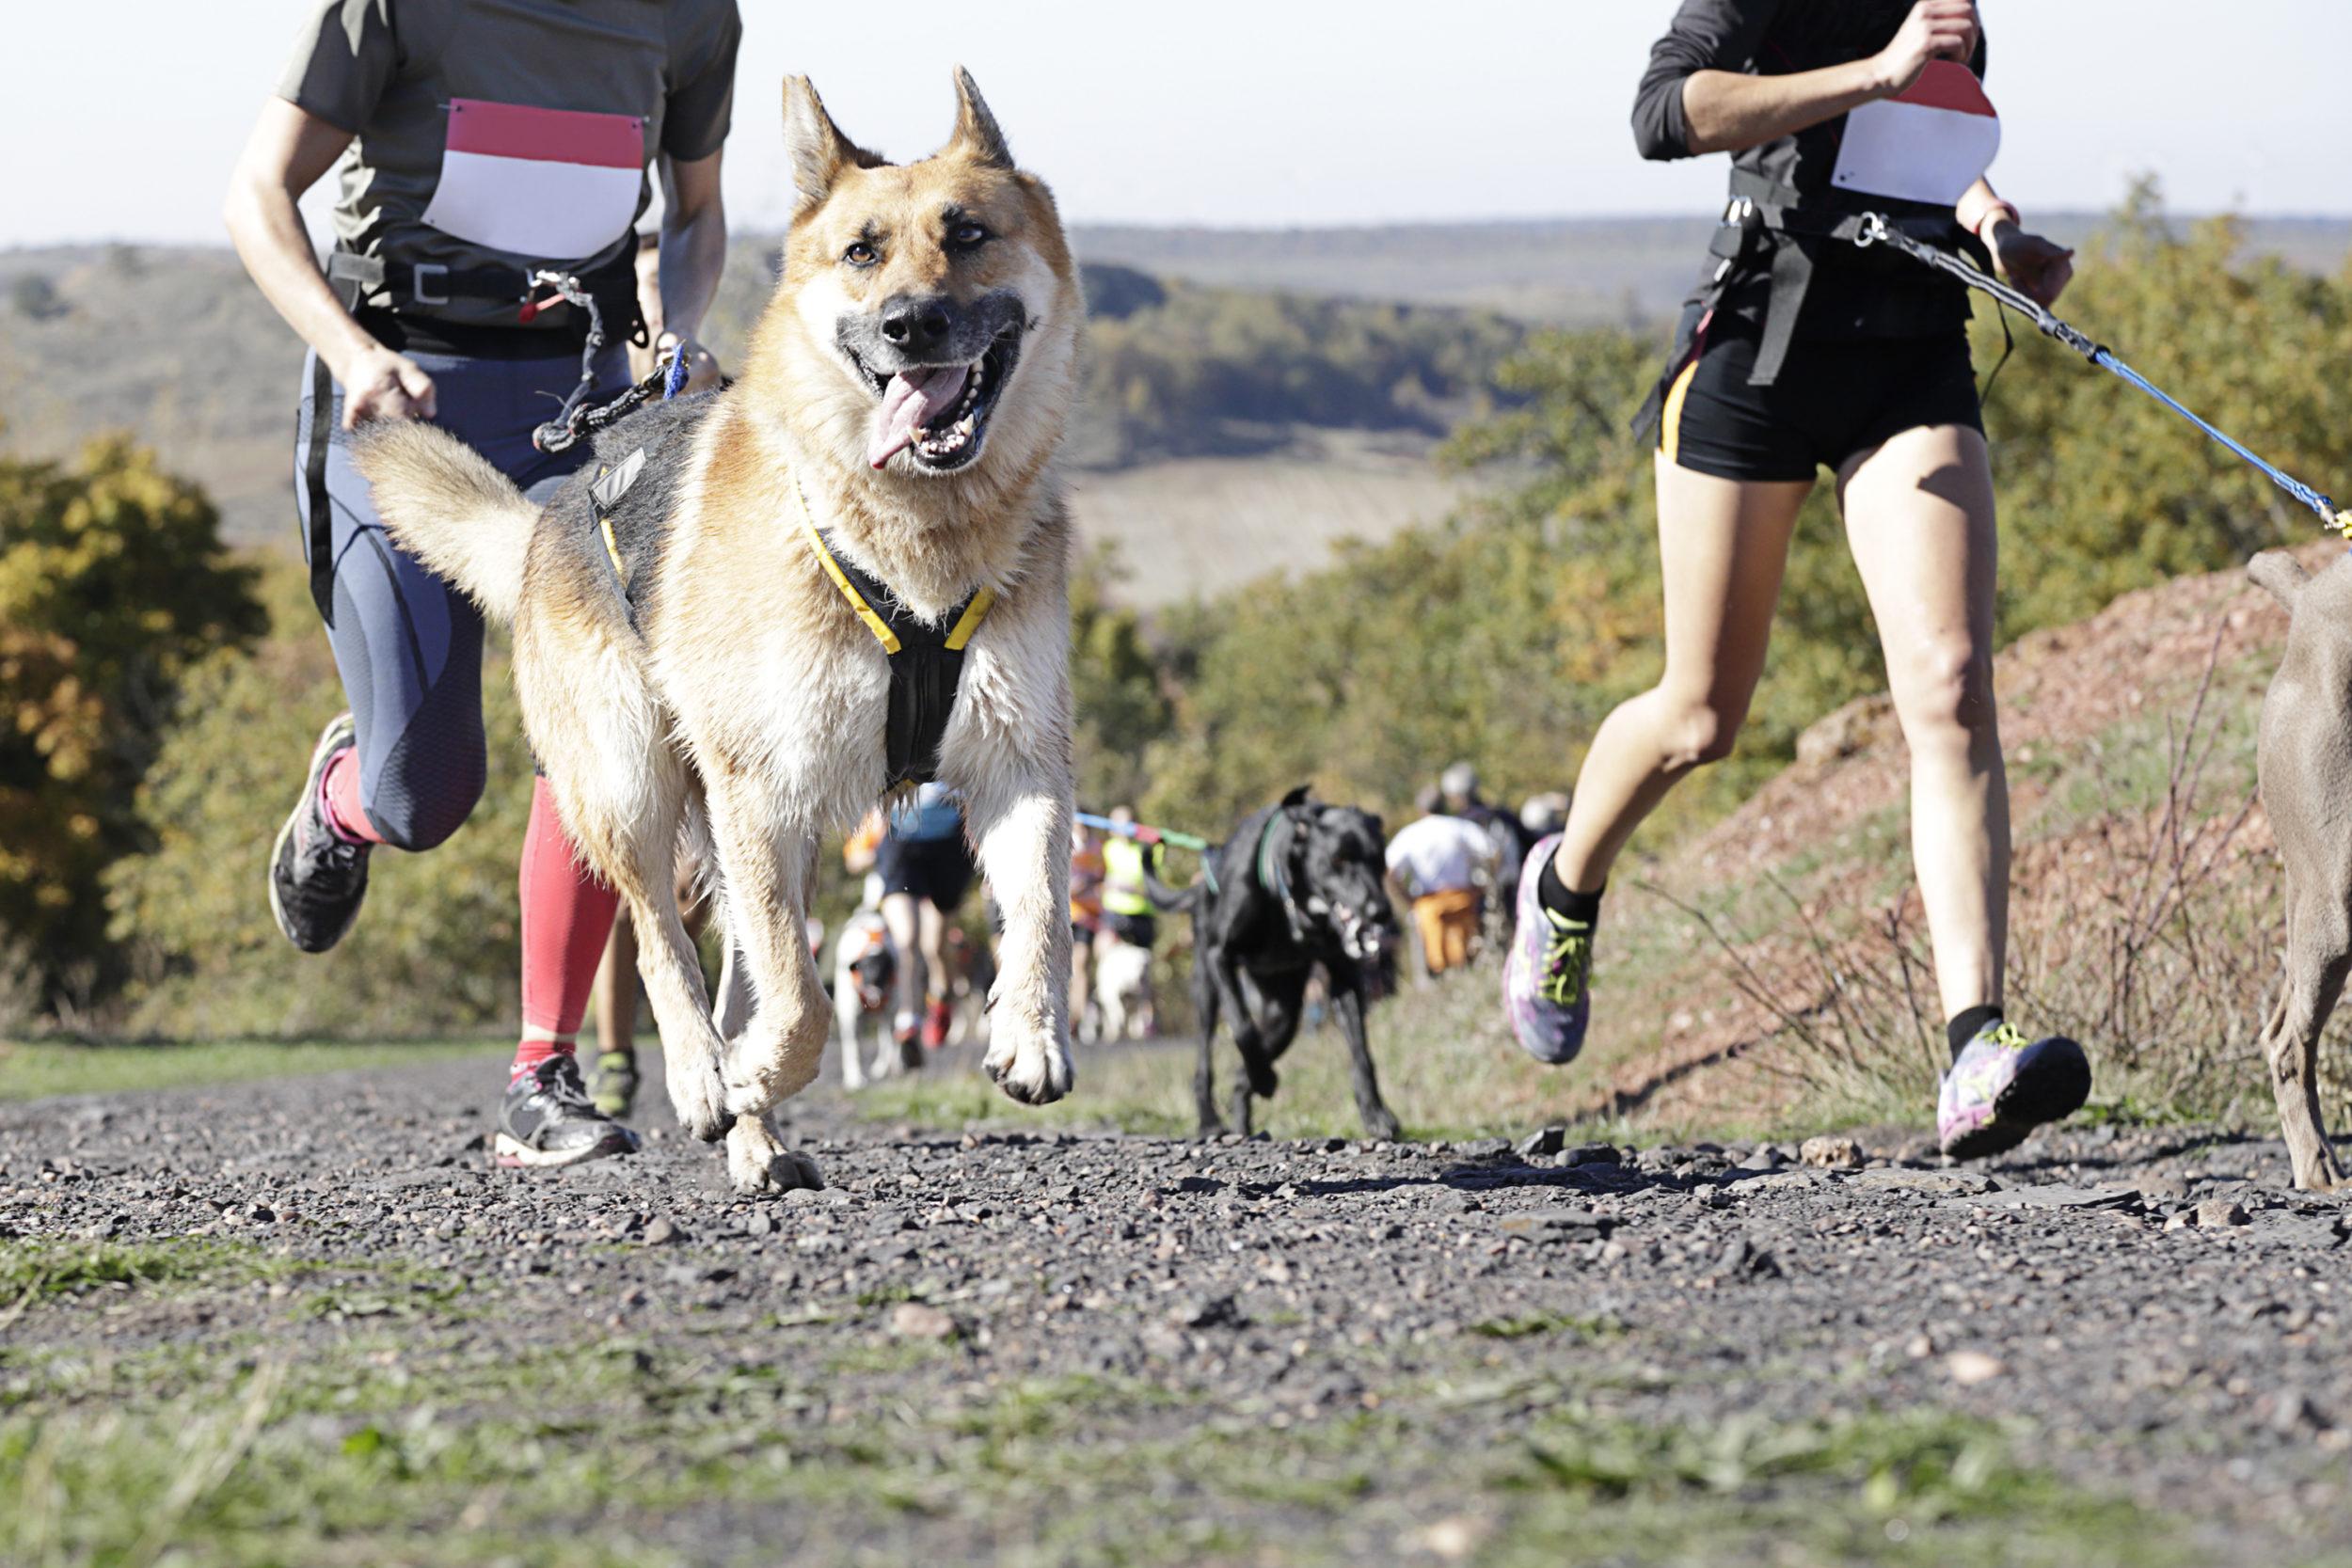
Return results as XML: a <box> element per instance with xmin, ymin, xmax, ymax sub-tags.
<box><xmin>0</xmin><ymin>436</ymin><xmax>262</xmax><ymax>1014</ymax></box>
<box><xmin>107</xmin><ymin>558</ymin><xmax>536</xmax><ymax>1038</ymax></box>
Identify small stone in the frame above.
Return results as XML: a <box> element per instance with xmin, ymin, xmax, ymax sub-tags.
<box><xmin>641</xmin><ymin>1217</ymin><xmax>680</xmax><ymax>1245</ymax></box>
<box><xmin>1853</xmin><ymin>1168</ymin><xmax>1993</xmax><ymax>1196</ymax></box>
<box><xmin>1517</xmin><ymin>1127</ymin><xmax>1567</xmax><ymax>1159</ymax></box>
<box><xmin>1496</xmin><ymin>1208</ymin><xmax>1609</xmax><ymax>1241</ymax></box>
<box><xmin>1800</xmin><ymin>1135</ymin><xmax>1864</xmax><ymax>1169</ymax></box>
<box><xmin>2134</xmin><ymin>1174</ymin><xmax>2189</xmax><ymax>1202</ymax></box>
<box><xmin>1737</xmin><ymin>1145</ymin><xmax>1788</xmax><ymax>1171</ymax></box>
<box><xmin>886</xmin><ymin>1302</ymin><xmax>957</xmax><ymax>1340</ymax></box>
<box><xmin>1560</xmin><ymin>1143</ymin><xmax>1621</xmax><ymax>1168</ymax></box>
<box><xmin>745</xmin><ymin>1211</ymin><xmax>777</xmax><ymax>1238</ymax></box>
<box><xmin>2164</xmin><ymin>1212</ymin><xmax>2195</xmax><ymax>1232</ymax></box>
<box><xmin>2196</xmin><ymin>1198</ymin><xmax>2250</xmax><ymax>1229</ymax></box>
<box><xmin>1413</xmin><ymin>1517</ymin><xmax>1486</xmax><ymax>1561</ymax></box>
<box><xmin>1171</xmin><ymin>1294</ymin><xmax>1241</xmax><ymax>1330</ymax></box>
<box><xmin>2269</xmin><ymin>1390</ymin><xmax>2331</xmax><ymax>1435</ymax></box>
<box><xmin>1947</xmin><ymin>1350</ymin><xmax>2004</xmax><ymax>1386</ymax></box>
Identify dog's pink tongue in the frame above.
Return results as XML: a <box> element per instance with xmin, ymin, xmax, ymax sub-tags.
<box><xmin>868</xmin><ymin>364</ymin><xmax>970</xmax><ymax>469</ymax></box>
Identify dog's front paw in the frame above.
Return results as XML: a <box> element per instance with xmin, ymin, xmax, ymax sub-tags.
<box><xmin>723</xmin><ymin>1006</ymin><xmax>829</xmax><ymax>1117</ymax></box>
<box><xmin>983</xmin><ymin>1019</ymin><xmax>1073</xmax><ymax>1106</ymax></box>
<box><xmin>666</xmin><ymin>1049</ymin><xmax>731</xmax><ymax>1143</ymax></box>
<box><xmin>724</xmin><ymin>1115</ymin><xmax>826</xmax><ymax>1197</ymax></box>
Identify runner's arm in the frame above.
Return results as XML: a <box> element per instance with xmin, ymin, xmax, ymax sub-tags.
<box><xmin>1958</xmin><ymin>176</ymin><xmax>2074</xmax><ymax>307</ymax></box>
<box><xmin>223</xmin><ymin>98</ymin><xmax>436</xmax><ymax>425</ymax></box>
<box><xmin>655</xmin><ymin>150</ymin><xmax>727</xmax><ymax>388</ymax></box>
<box><xmin>1640</xmin><ymin>1</ymin><xmax>1979</xmax><ymax>159</ymax></box>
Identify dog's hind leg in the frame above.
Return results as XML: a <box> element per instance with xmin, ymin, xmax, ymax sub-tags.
<box><xmin>706</xmin><ymin>768</ymin><xmax>830</xmax><ymax>1118</ymax></box>
<box><xmin>2264</xmin><ymin>891</ymin><xmax>2349</xmax><ymax>1192</ymax></box>
<box><xmin>1193</xmin><ymin>954</ymin><xmax>1226</xmax><ymax>1135</ymax></box>
<box><xmin>1329</xmin><ymin>970</ymin><xmax>1402</xmax><ymax>1142</ymax></box>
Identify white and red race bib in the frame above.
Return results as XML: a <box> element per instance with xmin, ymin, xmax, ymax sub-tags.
<box><xmin>1830</xmin><ymin>60</ymin><xmax>1999</xmax><ymax>207</ymax></box>
<box><xmin>421</xmin><ymin>98</ymin><xmax>646</xmax><ymax>261</ymax></box>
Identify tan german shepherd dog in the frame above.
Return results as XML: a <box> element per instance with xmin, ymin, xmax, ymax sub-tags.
<box><xmin>355</xmin><ymin>71</ymin><xmax>1080</xmax><ymax>1195</ymax></box>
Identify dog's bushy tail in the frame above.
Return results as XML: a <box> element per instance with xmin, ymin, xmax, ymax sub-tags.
<box><xmin>351</xmin><ymin>422</ymin><xmax>537</xmax><ymax>624</ymax></box>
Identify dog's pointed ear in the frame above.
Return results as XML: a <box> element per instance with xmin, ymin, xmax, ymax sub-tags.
<box><xmin>1279</xmin><ymin>784</ymin><xmax>1313</xmax><ymax>809</ymax></box>
<box><xmin>2249</xmin><ymin>550</ymin><xmax>2310</xmax><ymax>612</ymax></box>
<box><xmin>946</xmin><ymin>66</ymin><xmax>1014</xmax><ymax>169</ymax></box>
<box><xmin>783</xmin><ymin>75</ymin><xmax>872</xmax><ymax>215</ymax></box>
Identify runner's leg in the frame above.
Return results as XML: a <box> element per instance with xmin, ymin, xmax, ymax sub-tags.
<box><xmin>1836</xmin><ymin>423</ymin><xmax>2005</xmax><ymax>1020</ymax></box>
<box><xmin>1549</xmin><ymin>459</ymin><xmax>1813</xmax><ymax>892</ymax></box>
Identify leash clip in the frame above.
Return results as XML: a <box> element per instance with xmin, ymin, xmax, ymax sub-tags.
<box><xmin>1855</xmin><ymin>212</ymin><xmax>1889</xmax><ymax>250</ymax></box>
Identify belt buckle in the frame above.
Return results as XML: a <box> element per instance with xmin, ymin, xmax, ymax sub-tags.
<box><xmin>411</xmin><ymin>262</ymin><xmax>450</xmax><ymax>306</ymax></box>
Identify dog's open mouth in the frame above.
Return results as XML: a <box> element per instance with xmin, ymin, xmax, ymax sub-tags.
<box><xmin>863</xmin><ymin>327</ymin><xmax>1024</xmax><ymax>472</ymax></box>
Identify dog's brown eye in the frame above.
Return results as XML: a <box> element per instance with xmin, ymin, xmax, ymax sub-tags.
<box><xmin>948</xmin><ymin>222</ymin><xmax>989</xmax><ymax>249</ymax></box>
<box><xmin>843</xmin><ymin>243</ymin><xmax>878</xmax><ymax>267</ymax></box>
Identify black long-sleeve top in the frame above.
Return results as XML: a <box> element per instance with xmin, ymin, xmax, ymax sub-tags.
<box><xmin>1636</xmin><ymin>0</ymin><xmax>1989</xmax><ymax>341</ymax></box>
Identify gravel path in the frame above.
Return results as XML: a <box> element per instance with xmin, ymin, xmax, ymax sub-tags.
<box><xmin>5</xmin><ymin>1046</ymin><xmax>2349</xmax><ymax>1565</ymax></box>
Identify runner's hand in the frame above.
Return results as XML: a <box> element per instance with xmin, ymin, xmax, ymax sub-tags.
<box><xmin>1987</xmin><ymin>221</ymin><xmax>2075</xmax><ymax>307</ymax></box>
<box><xmin>1873</xmin><ymin>1</ymin><xmax>1980</xmax><ymax>97</ymax></box>
<box><xmin>336</xmin><ymin>344</ymin><xmax>438</xmax><ymax>428</ymax></box>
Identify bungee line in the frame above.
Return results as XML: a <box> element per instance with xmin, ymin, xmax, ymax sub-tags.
<box><xmin>1853</xmin><ymin>213</ymin><xmax>2348</xmax><ymax>540</ymax></box>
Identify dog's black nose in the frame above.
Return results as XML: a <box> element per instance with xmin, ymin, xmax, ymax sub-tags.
<box><xmin>880</xmin><ymin>295</ymin><xmax>954</xmax><ymax>356</ymax></box>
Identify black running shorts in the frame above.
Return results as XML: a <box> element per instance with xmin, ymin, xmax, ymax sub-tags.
<box><xmin>876</xmin><ymin>834</ymin><xmax>976</xmax><ymax>913</ymax></box>
<box><xmin>1657</xmin><ymin>309</ymin><xmax>1982</xmax><ymax>483</ymax></box>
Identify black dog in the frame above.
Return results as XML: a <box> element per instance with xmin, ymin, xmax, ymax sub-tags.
<box><xmin>1156</xmin><ymin>787</ymin><xmax>1403</xmax><ymax>1140</ymax></box>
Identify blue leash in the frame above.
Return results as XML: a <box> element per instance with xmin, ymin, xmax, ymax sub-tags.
<box><xmin>1855</xmin><ymin>214</ymin><xmax>2347</xmax><ymax>539</ymax></box>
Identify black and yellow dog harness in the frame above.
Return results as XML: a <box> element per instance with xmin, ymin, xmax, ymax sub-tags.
<box><xmin>581</xmin><ymin>415</ymin><xmax>994</xmax><ymax>789</ymax></box>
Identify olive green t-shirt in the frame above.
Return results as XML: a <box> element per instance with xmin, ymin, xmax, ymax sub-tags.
<box><xmin>278</xmin><ymin>0</ymin><xmax>740</xmax><ymax>331</ymax></box>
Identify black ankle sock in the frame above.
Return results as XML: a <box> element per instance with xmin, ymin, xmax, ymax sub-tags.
<box><xmin>1536</xmin><ymin>856</ymin><xmax>1603</xmax><ymax>926</ymax></box>
<box><xmin>1947</xmin><ymin>1004</ymin><xmax>2004</xmax><ymax>1063</ymax></box>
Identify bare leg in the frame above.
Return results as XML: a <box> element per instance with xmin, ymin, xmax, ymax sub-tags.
<box><xmin>593</xmin><ymin>913</ymin><xmax>639</xmax><ymax>1055</ymax></box>
<box><xmin>881</xmin><ymin>892</ymin><xmax>924</xmax><ymax>1036</ymax></box>
<box><xmin>1838</xmin><ymin>425</ymin><xmax>2005</xmax><ymax>1019</ymax></box>
<box><xmin>919</xmin><ymin>900</ymin><xmax>949</xmax><ymax>1004</ymax></box>
<box><xmin>1551</xmin><ymin>459</ymin><xmax>1813</xmax><ymax>891</ymax></box>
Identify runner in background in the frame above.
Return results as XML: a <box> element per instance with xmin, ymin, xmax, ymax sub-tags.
<box><xmin>1502</xmin><ymin>0</ymin><xmax>2090</xmax><ymax>1161</ymax></box>
<box><xmin>866</xmin><ymin>783</ymin><xmax>978</xmax><ymax>1053</ymax></box>
<box><xmin>1387</xmin><ymin>792</ymin><xmax>1496</xmax><ymax>979</ymax></box>
<box><xmin>1069</xmin><ymin>821</ymin><xmax>1106</xmax><ymax>1042</ymax></box>
<box><xmin>229</xmin><ymin>0</ymin><xmax>738</xmax><ymax>1166</ymax></box>
<box><xmin>1096</xmin><ymin>805</ymin><xmax>1163</xmax><ymax>1030</ymax></box>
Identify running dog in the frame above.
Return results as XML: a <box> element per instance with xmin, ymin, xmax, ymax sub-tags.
<box><xmin>2249</xmin><ymin>548</ymin><xmax>2352</xmax><ymax>1191</ymax></box>
<box><xmin>356</xmin><ymin>71</ymin><xmax>1082</xmax><ymax>1195</ymax></box>
<box><xmin>1162</xmin><ymin>787</ymin><xmax>1403</xmax><ymax>1140</ymax></box>
<box><xmin>1094</xmin><ymin>939</ymin><xmax>1153</xmax><ymax>1041</ymax></box>
<box><xmin>833</xmin><ymin>909</ymin><xmax>909</xmax><ymax>1090</ymax></box>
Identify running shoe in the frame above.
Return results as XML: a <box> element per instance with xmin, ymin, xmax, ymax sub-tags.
<box><xmin>921</xmin><ymin>998</ymin><xmax>953</xmax><ymax>1051</ymax></box>
<box><xmin>591</xmin><ymin>1048</ymin><xmax>640</xmax><ymax>1118</ymax></box>
<box><xmin>267</xmin><ymin>713</ymin><xmax>371</xmax><ymax>954</ymax></box>
<box><xmin>1938</xmin><ymin>1020</ymin><xmax>2091</xmax><ymax>1160</ymax></box>
<box><xmin>495</xmin><ymin>1055</ymin><xmax>640</xmax><ymax>1168</ymax></box>
<box><xmin>1502</xmin><ymin>834</ymin><xmax>1592</xmax><ymax>1065</ymax></box>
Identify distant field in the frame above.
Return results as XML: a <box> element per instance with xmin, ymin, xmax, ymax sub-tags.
<box><xmin>1068</xmin><ymin>432</ymin><xmax>1478</xmax><ymax>604</ymax></box>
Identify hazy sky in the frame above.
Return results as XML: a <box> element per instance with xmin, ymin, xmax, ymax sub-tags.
<box><xmin>7</xmin><ymin>1</ymin><xmax>2347</xmax><ymax>246</ymax></box>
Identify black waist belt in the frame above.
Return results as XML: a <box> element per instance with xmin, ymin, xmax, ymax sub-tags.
<box><xmin>326</xmin><ymin>248</ymin><xmax>642</xmax><ymax>336</ymax></box>
<box><xmin>1634</xmin><ymin>170</ymin><xmax>1979</xmax><ymax>436</ymax></box>
<box><xmin>793</xmin><ymin>494</ymin><xmax>994</xmax><ymax>789</ymax></box>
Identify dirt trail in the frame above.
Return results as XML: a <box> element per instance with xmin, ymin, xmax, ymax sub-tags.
<box><xmin>5</xmin><ymin>1049</ymin><xmax>2349</xmax><ymax>1564</ymax></box>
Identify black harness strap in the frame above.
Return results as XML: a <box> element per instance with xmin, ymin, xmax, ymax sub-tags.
<box><xmin>304</xmin><ymin>352</ymin><xmax>338</xmax><ymax>622</ymax></box>
<box><xmin>793</xmin><ymin>489</ymin><xmax>995</xmax><ymax>789</ymax></box>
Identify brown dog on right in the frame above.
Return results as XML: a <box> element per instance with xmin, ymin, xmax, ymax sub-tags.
<box><xmin>2250</xmin><ymin>547</ymin><xmax>2351</xmax><ymax>1191</ymax></box>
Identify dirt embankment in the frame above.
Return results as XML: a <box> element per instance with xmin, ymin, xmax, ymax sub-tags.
<box><xmin>1584</xmin><ymin>539</ymin><xmax>2337</xmax><ymax>1128</ymax></box>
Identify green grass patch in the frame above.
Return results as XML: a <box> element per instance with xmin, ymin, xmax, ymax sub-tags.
<box><xmin>0</xmin><ymin>1239</ymin><xmax>292</xmax><ymax>1305</ymax></box>
<box><xmin>0</xmin><ymin>1037</ymin><xmax>497</xmax><ymax>1103</ymax></box>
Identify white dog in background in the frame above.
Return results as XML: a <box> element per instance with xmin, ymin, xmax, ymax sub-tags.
<box><xmin>1095</xmin><ymin>941</ymin><xmax>1154</xmax><ymax>1042</ymax></box>
<box><xmin>833</xmin><ymin>909</ymin><xmax>904</xmax><ymax>1090</ymax></box>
